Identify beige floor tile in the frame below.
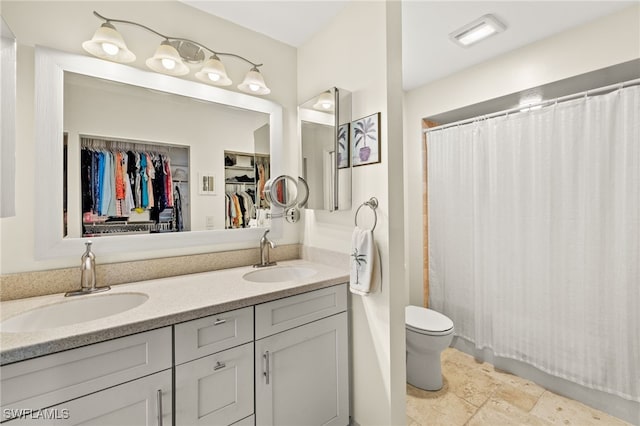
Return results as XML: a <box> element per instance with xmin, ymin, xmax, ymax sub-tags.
<box><xmin>406</xmin><ymin>384</ymin><xmax>477</xmax><ymax>426</ymax></box>
<box><xmin>467</xmin><ymin>397</ymin><xmax>553</xmax><ymax>426</ymax></box>
<box><xmin>442</xmin><ymin>356</ymin><xmax>502</xmax><ymax>407</ymax></box>
<box><xmin>407</xmin><ymin>349</ymin><xmax>629</xmax><ymax>426</ymax></box>
<box><xmin>485</xmin><ymin>365</ymin><xmax>547</xmax><ymax>400</ymax></box>
<box><xmin>442</xmin><ymin>347</ymin><xmax>480</xmax><ymax>365</ymax></box>
<box><xmin>493</xmin><ymin>381</ymin><xmax>543</xmax><ymax>412</ymax></box>
<box><xmin>530</xmin><ymin>391</ymin><xmax>631</xmax><ymax>426</ymax></box>
<box><xmin>406</xmin><ymin>414</ymin><xmax>420</xmax><ymax>426</ymax></box>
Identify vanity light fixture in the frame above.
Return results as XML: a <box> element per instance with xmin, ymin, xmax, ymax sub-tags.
<box><xmin>313</xmin><ymin>91</ymin><xmax>335</xmax><ymax>111</ymax></box>
<box><xmin>82</xmin><ymin>22</ymin><xmax>136</xmax><ymax>63</ymax></box>
<box><xmin>145</xmin><ymin>40</ymin><xmax>190</xmax><ymax>76</ymax></box>
<box><xmin>82</xmin><ymin>11</ymin><xmax>270</xmax><ymax>95</ymax></box>
<box><xmin>449</xmin><ymin>14</ymin><xmax>506</xmax><ymax>47</ymax></box>
<box><xmin>237</xmin><ymin>66</ymin><xmax>271</xmax><ymax>95</ymax></box>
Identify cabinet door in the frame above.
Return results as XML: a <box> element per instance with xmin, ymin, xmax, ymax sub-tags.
<box><xmin>255</xmin><ymin>312</ymin><xmax>349</xmax><ymax>426</ymax></box>
<box><xmin>8</xmin><ymin>370</ymin><xmax>172</xmax><ymax>425</ymax></box>
<box><xmin>175</xmin><ymin>342</ymin><xmax>254</xmax><ymax>425</ymax></box>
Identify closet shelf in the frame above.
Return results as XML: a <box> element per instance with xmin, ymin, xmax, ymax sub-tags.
<box><xmin>225</xmin><ymin>165</ymin><xmax>255</xmax><ymax>171</ymax></box>
<box><xmin>225</xmin><ymin>181</ymin><xmax>256</xmax><ymax>185</ymax></box>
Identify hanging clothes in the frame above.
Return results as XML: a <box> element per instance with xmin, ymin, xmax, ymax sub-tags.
<box><xmin>173</xmin><ymin>185</ymin><xmax>184</xmax><ymax>232</ymax></box>
<box><xmin>81</xmin><ymin>149</ymin><xmax>93</xmax><ymax>213</ymax></box>
<box><xmin>81</xmin><ymin>144</ymin><xmax>178</xmax><ymax>222</ymax></box>
<box><xmin>225</xmin><ymin>189</ymin><xmax>256</xmax><ymax>229</ymax></box>
<box><xmin>140</xmin><ymin>153</ymin><xmax>149</xmax><ymax>209</ymax></box>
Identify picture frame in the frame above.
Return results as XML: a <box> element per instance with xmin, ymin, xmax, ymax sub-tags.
<box><xmin>198</xmin><ymin>172</ymin><xmax>216</xmax><ymax>195</ymax></box>
<box><xmin>337</xmin><ymin>123</ymin><xmax>350</xmax><ymax>169</ymax></box>
<box><xmin>351</xmin><ymin>112</ymin><xmax>381</xmax><ymax>167</ymax></box>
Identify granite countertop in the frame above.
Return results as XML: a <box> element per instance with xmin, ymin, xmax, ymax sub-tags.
<box><xmin>0</xmin><ymin>259</ymin><xmax>349</xmax><ymax>365</ymax></box>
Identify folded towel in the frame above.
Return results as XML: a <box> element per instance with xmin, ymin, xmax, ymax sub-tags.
<box><xmin>350</xmin><ymin>226</ymin><xmax>378</xmax><ymax>295</ymax></box>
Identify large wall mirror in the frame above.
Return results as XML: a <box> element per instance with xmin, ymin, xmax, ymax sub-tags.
<box><xmin>299</xmin><ymin>87</ymin><xmax>352</xmax><ymax>211</ymax></box>
<box><xmin>36</xmin><ymin>47</ymin><xmax>284</xmax><ymax>259</ymax></box>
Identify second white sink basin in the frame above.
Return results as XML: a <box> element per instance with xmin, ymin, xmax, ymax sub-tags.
<box><xmin>0</xmin><ymin>292</ymin><xmax>149</xmax><ymax>333</ymax></box>
<box><xmin>243</xmin><ymin>266</ymin><xmax>317</xmax><ymax>283</ymax></box>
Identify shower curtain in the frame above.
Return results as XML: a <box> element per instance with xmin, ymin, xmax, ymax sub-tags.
<box><xmin>427</xmin><ymin>85</ymin><xmax>639</xmax><ymax>402</ymax></box>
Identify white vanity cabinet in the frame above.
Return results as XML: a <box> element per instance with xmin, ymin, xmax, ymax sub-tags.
<box><xmin>1</xmin><ymin>282</ymin><xmax>350</xmax><ymax>426</ymax></box>
<box><xmin>174</xmin><ymin>307</ymin><xmax>254</xmax><ymax>425</ymax></box>
<box><xmin>8</xmin><ymin>370</ymin><xmax>172</xmax><ymax>425</ymax></box>
<box><xmin>254</xmin><ymin>285</ymin><xmax>349</xmax><ymax>426</ymax></box>
<box><xmin>0</xmin><ymin>327</ymin><xmax>172</xmax><ymax>424</ymax></box>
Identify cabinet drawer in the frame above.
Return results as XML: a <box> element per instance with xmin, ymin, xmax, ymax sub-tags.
<box><xmin>255</xmin><ymin>284</ymin><xmax>347</xmax><ymax>339</ymax></box>
<box><xmin>0</xmin><ymin>327</ymin><xmax>171</xmax><ymax>422</ymax></box>
<box><xmin>7</xmin><ymin>370</ymin><xmax>172</xmax><ymax>425</ymax></box>
<box><xmin>174</xmin><ymin>306</ymin><xmax>253</xmax><ymax>365</ymax></box>
<box><xmin>175</xmin><ymin>342</ymin><xmax>254</xmax><ymax>426</ymax></box>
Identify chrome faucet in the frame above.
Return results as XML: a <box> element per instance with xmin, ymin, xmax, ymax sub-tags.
<box><xmin>254</xmin><ymin>230</ymin><xmax>277</xmax><ymax>268</ymax></box>
<box><xmin>66</xmin><ymin>241</ymin><xmax>110</xmax><ymax>296</ymax></box>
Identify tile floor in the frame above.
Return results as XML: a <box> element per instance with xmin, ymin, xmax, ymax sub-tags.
<box><xmin>406</xmin><ymin>348</ymin><xmax>631</xmax><ymax>426</ymax></box>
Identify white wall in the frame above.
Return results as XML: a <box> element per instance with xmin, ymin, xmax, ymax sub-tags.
<box><xmin>298</xmin><ymin>2</ymin><xmax>406</xmax><ymax>425</ymax></box>
<box><xmin>0</xmin><ymin>1</ymin><xmax>298</xmax><ymax>273</ymax></box>
<box><xmin>404</xmin><ymin>5</ymin><xmax>640</xmax><ymax>307</ymax></box>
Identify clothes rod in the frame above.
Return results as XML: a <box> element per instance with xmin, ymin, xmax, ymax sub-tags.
<box><xmin>424</xmin><ymin>77</ymin><xmax>640</xmax><ymax>134</ymax></box>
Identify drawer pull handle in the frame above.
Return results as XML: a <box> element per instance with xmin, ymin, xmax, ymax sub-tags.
<box><xmin>156</xmin><ymin>389</ymin><xmax>163</xmax><ymax>426</ymax></box>
<box><xmin>213</xmin><ymin>318</ymin><xmax>227</xmax><ymax>325</ymax></box>
<box><xmin>214</xmin><ymin>361</ymin><xmax>226</xmax><ymax>371</ymax></box>
<box><xmin>263</xmin><ymin>351</ymin><xmax>270</xmax><ymax>385</ymax></box>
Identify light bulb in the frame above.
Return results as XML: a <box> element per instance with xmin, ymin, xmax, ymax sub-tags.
<box><xmin>321</xmin><ymin>102</ymin><xmax>331</xmax><ymax>109</ymax></box>
<box><xmin>249</xmin><ymin>83</ymin><xmax>260</xmax><ymax>92</ymax></box>
<box><xmin>161</xmin><ymin>58</ymin><xmax>176</xmax><ymax>70</ymax></box>
<box><xmin>101</xmin><ymin>42</ymin><xmax>119</xmax><ymax>56</ymax></box>
<box><xmin>458</xmin><ymin>25</ymin><xmax>496</xmax><ymax>46</ymax></box>
<box><xmin>208</xmin><ymin>73</ymin><xmax>221</xmax><ymax>82</ymax></box>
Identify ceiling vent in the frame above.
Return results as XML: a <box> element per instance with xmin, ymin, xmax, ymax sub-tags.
<box><xmin>450</xmin><ymin>14</ymin><xmax>506</xmax><ymax>47</ymax></box>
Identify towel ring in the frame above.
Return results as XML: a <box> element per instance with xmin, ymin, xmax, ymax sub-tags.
<box><xmin>354</xmin><ymin>197</ymin><xmax>378</xmax><ymax>231</ymax></box>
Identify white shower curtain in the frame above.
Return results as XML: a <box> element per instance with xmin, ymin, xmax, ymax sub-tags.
<box><xmin>427</xmin><ymin>86</ymin><xmax>640</xmax><ymax>402</ymax></box>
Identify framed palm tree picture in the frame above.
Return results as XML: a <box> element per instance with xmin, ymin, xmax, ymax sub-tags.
<box><xmin>351</xmin><ymin>112</ymin><xmax>381</xmax><ymax>167</ymax></box>
<box><xmin>337</xmin><ymin>123</ymin><xmax>350</xmax><ymax>169</ymax></box>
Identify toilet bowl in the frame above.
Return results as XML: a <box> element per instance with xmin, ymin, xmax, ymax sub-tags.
<box><xmin>405</xmin><ymin>305</ymin><xmax>454</xmax><ymax>391</ymax></box>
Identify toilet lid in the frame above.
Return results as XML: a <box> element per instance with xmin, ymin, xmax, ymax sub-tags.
<box><xmin>405</xmin><ymin>305</ymin><xmax>454</xmax><ymax>333</ymax></box>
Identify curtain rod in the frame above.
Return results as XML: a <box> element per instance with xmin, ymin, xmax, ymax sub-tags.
<box><xmin>424</xmin><ymin>77</ymin><xmax>640</xmax><ymax>134</ymax></box>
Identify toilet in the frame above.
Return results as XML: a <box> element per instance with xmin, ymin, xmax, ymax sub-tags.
<box><xmin>405</xmin><ymin>305</ymin><xmax>454</xmax><ymax>391</ymax></box>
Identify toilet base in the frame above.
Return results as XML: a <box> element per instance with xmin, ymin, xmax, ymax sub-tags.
<box><xmin>406</xmin><ymin>350</ymin><xmax>444</xmax><ymax>391</ymax></box>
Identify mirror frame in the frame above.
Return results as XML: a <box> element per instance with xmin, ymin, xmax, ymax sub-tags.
<box><xmin>1</xmin><ymin>17</ymin><xmax>17</xmax><ymax>218</ymax></box>
<box><xmin>35</xmin><ymin>46</ymin><xmax>284</xmax><ymax>260</ymax></box>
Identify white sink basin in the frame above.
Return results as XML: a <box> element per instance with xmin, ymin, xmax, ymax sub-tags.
<box><xmin>1</xmin><ymin>292</ymin><xmax>149</xmax><ymax>333</ymax></box>
<box><xmin>243</xmin><ymin>266</ymin><xmax>317</xmax><ymax>283</ymax></box>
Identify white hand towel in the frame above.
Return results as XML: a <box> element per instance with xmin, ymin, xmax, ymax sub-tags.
<box><xmin>350</xmin><ymin>226</ymin><xmax>378</xmax><ymax>295</ymax></box>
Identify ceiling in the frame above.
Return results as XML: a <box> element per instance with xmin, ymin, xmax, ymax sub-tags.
<box><xmin>182</xmin><ymin>1</ymin><xmax>637</xmax><ymax>91</ymax></box>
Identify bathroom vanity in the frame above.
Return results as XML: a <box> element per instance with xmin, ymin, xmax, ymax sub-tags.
<box><xmin>0</xmin><ymin>260</ymin><xmax>350</xmax><ymax>425</ymax></box>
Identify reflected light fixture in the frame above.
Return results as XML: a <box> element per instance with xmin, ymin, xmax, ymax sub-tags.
<box><xmin>82</xmin><ymin>11</ymin><xmax>270</xmax><ymax>95</ymax></box>
<box><xmin>313</xmin><ymin>91</ymin><xmax>334</xmax><ymax>111</ymax></box>
<box><xmin>449</xmin><ymin>14</ymin><xmax>506</xmax><ymax>47</ymax></box>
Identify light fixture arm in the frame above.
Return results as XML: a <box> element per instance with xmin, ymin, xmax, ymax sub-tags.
<box><xmin>92</xmin><ymin>11</ymin><xmax>263</xmax><ymax>68</ymax></box>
